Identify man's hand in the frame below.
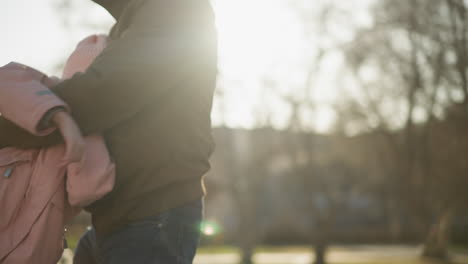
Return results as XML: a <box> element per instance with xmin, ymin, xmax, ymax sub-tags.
<box><xmin>52</xmin><ymin>111</ymin><xmax>85</xmax><ymax>163</ymax></box>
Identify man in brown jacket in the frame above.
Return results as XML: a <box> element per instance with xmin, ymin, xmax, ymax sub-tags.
<box><xmin>0</xmin><ymin>0</ymin><xmax>217</xmax><ymax>263</ymax></box>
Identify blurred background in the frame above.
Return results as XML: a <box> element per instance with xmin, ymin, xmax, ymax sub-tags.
<box><xmin>1</xmin><ymin>0</ymin><xmax>468</xmax><ymax>263</ymax></box>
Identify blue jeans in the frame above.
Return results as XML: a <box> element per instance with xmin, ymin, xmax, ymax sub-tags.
<box><xmin>73</xmin><ymin>199</ymin><xmax>203</xmax><ymax>264</ymax></box>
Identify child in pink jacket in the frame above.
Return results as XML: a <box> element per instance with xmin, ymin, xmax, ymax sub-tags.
<box><xmin>0</xmin><ymin>35</ymin><xmax>114</xmax><ymax>264</ymax></box>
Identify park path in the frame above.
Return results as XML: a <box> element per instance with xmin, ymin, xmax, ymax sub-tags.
<box><xmin>193</xmin><ymin>245</ymin><xmax>468</xmax><ymax>264</ymax></box>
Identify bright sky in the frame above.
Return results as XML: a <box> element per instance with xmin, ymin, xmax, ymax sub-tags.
<box><xmin>0</xmin><ymin>0</ymin><xmax>373</xmax><ymax>133</ymax></box>
<box><xmin>0</xmin><ymin>0</ymin><xmax>113</xmax><ymax>73</ymax></box>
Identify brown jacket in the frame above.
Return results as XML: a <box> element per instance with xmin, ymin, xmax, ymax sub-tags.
<box><xmin>0</xmin><ymin>0</ymin><xmax>217</xmax><ymax>238</ymax></box>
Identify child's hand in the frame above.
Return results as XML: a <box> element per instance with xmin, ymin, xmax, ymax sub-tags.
<box><xmin>51</xmin><ymin>111</ymin><xmax>85</xmax><ymax>163</ymax></box>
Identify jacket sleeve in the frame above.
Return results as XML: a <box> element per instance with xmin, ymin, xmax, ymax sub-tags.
<box><xmin>0</xmin><ymin>77</ymin><xmax>68</xmax><ymax>136</ymax></box>
<box><xmin>0</xmin><ymin>1</ymin><xmax>216</xmax><ymax>148</ymax></box>
<box><xmin>0</xmin><ymin>64</ymin><xmax>66</xmax><ymax>149</ymax></box>
<box><xmin>53</xmin><ymin>35</ymin><xmax>202</xmax><ymax>135</ymax></box>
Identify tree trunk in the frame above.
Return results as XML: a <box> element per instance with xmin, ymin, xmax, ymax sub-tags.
<box><xmin>422</xmin><ymin>207</ymin><xmax>454</xmax><ymax>260</ymax></box>
<box><xmin>314</xmin><ymin>240</ymin><xmax>328</xmax><ymax>264</ymax></box>
<box><xmin>312</xmin><ymin>220</ymin><xmax>331</xmax><ymax>264</ymax></box>
<box><xmin>385</xmin><ymin>198</ymin><xmax>403</xmax><ymax>242</ymax></box>
<box><xmin>389</xmin><ymin>214</ymin><xmax>403</xmax><ymax>242</ymax></box>
<box><xmin>240</xmin><ymin>243</ymin><xmax>254</xmax><ymax>264</ymax></box>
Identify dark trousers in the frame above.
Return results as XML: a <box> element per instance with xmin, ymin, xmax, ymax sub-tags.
<box><xmin>73</xmin><ymin>199</ymin><xmax>203</xmax><ymax>264</ymax></box>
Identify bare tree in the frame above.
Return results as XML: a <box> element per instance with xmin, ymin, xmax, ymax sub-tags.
<box><xmin>343</xmin><ymin>0</ymin><xmax>468</xmax><ymax>260</ymax></box>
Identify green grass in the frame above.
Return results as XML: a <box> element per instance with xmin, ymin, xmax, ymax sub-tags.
<box><xmin>198</xmin><ymin>245</ymin><xmax>240</xmax><ymax>254</ymax></box>
<box><xmin>63</xmin><ymin>240</ymin><xmax>468</xmax><ymax>264</ymax></box>
<box><xmin>327</xmin><ymin>259</ymin><xmax>451</xmax><ymax>264</ymax></box>
<box><xmin>195</xmin><ymin>245</ymin><xmax>468</xmax><ymax>264</ymax></box>
<box><xmin>332</xmin><ymin>259</ymin><xmax>463</xmax><ymax>264</ymax></box>
<box><xmin>198</xmin><ymin>245</ymin><xmax>350</xmax><ymax>254</ymax></box>
<box><xmin>255</xmin><ymin>246</ymin><xmax>312</xmax><ymax>253</ymax></box>
<box><xmin>254</xmin><ymin>262</ymin><xmax>442</xmax><ymax>264</ymax></box>
<box><xmin>451</xmin><ymin>245</ymin><xmax>468</xmax><ymax>254</ymax></box>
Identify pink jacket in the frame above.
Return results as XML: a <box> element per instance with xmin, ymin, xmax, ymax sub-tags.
<box><xmin>0</xmin><ymin>35</ymin><xmax>114</xmax><ymax>264</ymax></box>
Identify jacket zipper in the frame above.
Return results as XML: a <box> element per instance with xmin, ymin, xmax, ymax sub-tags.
<box><xmin>3</xmin><ymin>163</ymin><xmax>17</xmax><ymax>178</ymax></box>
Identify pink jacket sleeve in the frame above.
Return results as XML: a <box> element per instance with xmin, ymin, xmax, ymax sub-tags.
<box><xmin>62</xmin><ymin>34</ymin><xmax>113</xmax><ymax>207</ymax></box>
<box><xmin>66</xmin><ymin>134</ymin><xmax>115</xmax><ymax>207</ymax></box>
<box><xmin>0</xmin><ymin>62</ymin><xmax>68</xmax><ymax>136</ymax></box>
